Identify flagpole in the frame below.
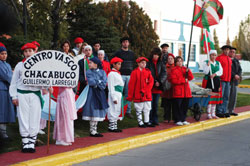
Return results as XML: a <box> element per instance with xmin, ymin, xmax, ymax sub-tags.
<box><xmin>47</xmin><ymin>90</ymin><xmax>51</xmax><ymax>154</ymax></box>
<box><xmin>186</xmin><ymin>0</ymin><xmax>196</xmax><ymax>69</ymax></box>
<box><xmin>204</xmin><ymin>28</ymin><xmax>214</xmax><ymax>89</ymax></box>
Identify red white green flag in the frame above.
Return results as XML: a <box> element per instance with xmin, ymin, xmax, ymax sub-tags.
<box><xmin>200</xmin><ymin>28</ymin><xmax>215</xmax><ymax>53</ymax></box>
<box><xmin>193</xmin><ymin>0</ymin><xmax>223</xmax><ymax>28</ymax></box>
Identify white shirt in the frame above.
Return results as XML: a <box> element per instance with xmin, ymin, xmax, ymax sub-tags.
<box><xmin>203</xmin><ymin>60</ymin><xmax>223</xmax><ymax>77</ymax></box>
<box><xmin>9</xmin><ymin>62</ymin><xmax>43</xmax><ymax>100</ymax></box>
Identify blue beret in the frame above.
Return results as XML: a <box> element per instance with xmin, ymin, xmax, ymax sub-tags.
<box><xmin>0</xmin><ymin>46</ymin><xmax>7</xmax><ymax>53</ymax></box>
<box><xmin>90</xmin><ymin>56</ymin><xmax>103</xmax><ymax>69</ymax></box>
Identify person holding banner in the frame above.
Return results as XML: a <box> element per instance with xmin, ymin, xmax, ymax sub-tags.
<box><xmin>107</xmin><ymin>57</ymin><xmax>124</xmax><ymax>132</ymax></box>
<box><xmin>202</xmin><ymin>50</ymin><xmax>223</xmax><ymax>119</ymax></box>
<box><xmin>9</xmin><ymin>43</ymin><xmax>53</xmax><ymax>153</ymax></box>
<box><xmin>82</xmin><ymin>57</ymin><xmax>108</xmax><ymax>137</ymax></box>
<box><xmin>53</xmin><ymin>86</ymin><xmax>77</xmax><ymax>145</ymax></box>
<box><xmin>53</xmin><ymin>42</ymin><xmax>78</xmax><ymax>145</ymax></box>
<box><xmin>170</xmin><ymin>56</ymin><xmax>194</xmax><ymax>126</ymax></box>
<box><xmin>0</xmin><ymin>46</ymin><xmax>15</xmax><ymax>140</ymax></box>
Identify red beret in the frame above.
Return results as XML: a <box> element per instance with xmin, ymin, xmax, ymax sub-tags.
<box><xmin>21</xmin><ymin>43</ymin><xmax>37</xmax><ymax>51</ymax></box>
<box><xmin>168</xmin><ymin>53</ymin><xmax>175</xmax><ymax>59</ymax></box>
<box><xmin>136</xmin><ymin>57</ymin><xmax>149</xmax><ymax>63</ymax></box>
<box><xmin>32</xmin><ymin>41</ymin><xmax>40</xmax><ymax>47</ymax></box>
<box><xmin>0</xmin><ymin>42</ymin><xmax>6</xmax><ymax>48</ymax></box>
<box><xmin>110</xmin><ymin>57</ymin><xmax>123</xmax><ymax>64</ymax></box>
<box><xmin>74</xmin><ymin>37</ymin><xmax>84</xmax><ymax>44</ymax></box>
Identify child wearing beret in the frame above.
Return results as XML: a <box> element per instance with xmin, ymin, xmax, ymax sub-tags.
<box><xmin>9</xmin><ymin>43</ymin><xmax>52</xmax><ymax>153</ymax></box>
<box><xmin>107</xmin><ymin>57</ymin><xmax>124</xmax><ymax>132</ymax></box>
<box><xmin>127</xmin><ymin>57</ymin><xmax>154</xmax><ymax>128</ymax></box>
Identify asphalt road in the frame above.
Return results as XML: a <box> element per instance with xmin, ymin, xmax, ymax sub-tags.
<box><xmin>75</xmin><ymin>119</ymin><xmax>250</xmax><ymax>166</ymax></box>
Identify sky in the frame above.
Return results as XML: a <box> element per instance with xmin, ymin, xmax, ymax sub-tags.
<box><xmin>140</xmin><ymin>0</ymin><xmax>250</xmax><ymax>45</ymax></box>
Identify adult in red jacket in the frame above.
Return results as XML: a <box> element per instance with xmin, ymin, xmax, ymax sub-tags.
<box><xmin>170</xmin><ymin>56</ymin><xmax>194</xmax><ymax>126</ymax></box>
<box><xmin>127</xmin><ymin>57</ymin><xmax>154</xmax><ymax>127</ymax></box>
<box><xmin>215</xmin><ymin>45</ymin><xmax>232</xmax><ymax>118</ymax></box>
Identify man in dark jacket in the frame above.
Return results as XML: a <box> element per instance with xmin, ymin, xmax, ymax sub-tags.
<box><xmin>113</xmin><ymin>37</ymin><xmax>135</xmax><ymax>118</ymax></box>
<box><xmin>228</xmin><ymin>47</ymin><xmax>242</xmax><ymax>116</ymax></box>
<box><xmin>161</xmin><ymin>43</ymin><xmax>169</xmax><ymax>65</ymax></box>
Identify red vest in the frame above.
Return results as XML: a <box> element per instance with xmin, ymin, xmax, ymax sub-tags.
<box><xmin>216</xmin><ymin>54</ymin><xmax>232</xmax><ymax>82</ymax></box>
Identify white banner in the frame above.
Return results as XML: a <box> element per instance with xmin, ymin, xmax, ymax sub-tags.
<box><xmin>22</xmin><ymin>50</ymin><xmax>79</xmax><ymax>87</ymax></box>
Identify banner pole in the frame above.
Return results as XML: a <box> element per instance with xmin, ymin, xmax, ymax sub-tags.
<box><xmin>204</xmin><ymin>28</ymin><xmax>215</xmax><ymax>89</ymax></box>
<box><xmin>186</xmin><ymin>0</ymin><xmax>196</xmax><ymax>69</ymax></box>
<box><xmin>47</xmin><ymin>90</ymin><xmax>52</xmax><ymax>154</ymax></box>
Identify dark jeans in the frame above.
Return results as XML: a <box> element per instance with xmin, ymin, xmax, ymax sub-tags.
<box><xmin>163</xmin><ymin>98</ymin><xmax>174</xmax><ymax>121</ymax></box>
<box><xmin>173</xmin><ymin>98</ymin><xmax>189</xmax><ymax>122</ymax></box>
<box><xmin>150</xmin><ymin>93</ymin><xmax>160</xmax><ymax>124</ymax></box>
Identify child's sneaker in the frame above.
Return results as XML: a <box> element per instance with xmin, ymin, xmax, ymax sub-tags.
<box><xmin>56</xmin><ymin>140</ymin><xmax>71</xmax><ymax>146</ymax></box>
<box><xmin>38</xmin><ymin>129</ymin><xmax>45</xmax><ymax>135</ymax></box>
<box><xmin>176</xmin><ymin>122</ymin><xmax>183</xmax><ymax>126</ymax></box>
<box><xmin>207</xmin><ymin>114</ymin><xmax>212</xmax><ymax>119</ymax></box>
<box><xmin>144</xmin><ymin>122</ymin><xmax>155</xmax><ymax>127</ymax></box>
<box><xmin>182</xmin><ymin>121</ymin><xmax>190</xmax><ymax>125</ymax></box>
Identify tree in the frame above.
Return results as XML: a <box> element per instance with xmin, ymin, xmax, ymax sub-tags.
<box><xmin>67</xmin><ymin>0</ymin><xmax>121</xmax><ymax>57</ymax></box>
<box><xmin>102</xmin><ymin>0</ymin><xmax>159</xmax><ymax>57</ymax></box>
<box><xmin>213</xmin><ymin>29</ymin><xmax>221</xmax><ymax>54</ymax></box>
<box><xmin>238</xmin><ymin>15</ymin><xmax>250</xmax><ymax>60</ymax></box>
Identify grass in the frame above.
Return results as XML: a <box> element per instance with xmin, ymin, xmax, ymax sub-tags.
<box><xmin>240</xmin><ymin>79</ymin><xmax>250</xmax><ymax>85</ymax></box>
<box><xmin>1</xmin><ymin>93</ymin><xmax>250</xmax><ymax>154</ymax></box>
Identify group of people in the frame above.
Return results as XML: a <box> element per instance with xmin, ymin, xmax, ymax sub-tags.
<box><xmin>202</xmin><ymin>45</ymin><xmax>242</xmax><ymax>119</ymax></box>
<box><xmin>0</xmin><ymin>36</ymin><xmax>242</xmax><ymax>153</ymax></box>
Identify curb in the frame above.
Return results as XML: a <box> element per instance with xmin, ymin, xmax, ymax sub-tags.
<box><xmin>12</xmin><ymin>111</ymin><xmax>250</xmax><ymax>166</ymax></box>
<box><xmin>194</xmin><ymin>82</ymin><xmax>250</xmax><ymax>89</ymax></box>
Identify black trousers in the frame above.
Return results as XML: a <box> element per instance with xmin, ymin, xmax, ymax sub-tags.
<box><xmin>163</xmin><ymin>98</ymin><xmax>174</xmax><ymax>121</ymax></box>
<box><xmin>173</xmin><ymin>98</ymin><xmax>189</xmax><ymax>123</ymax></box>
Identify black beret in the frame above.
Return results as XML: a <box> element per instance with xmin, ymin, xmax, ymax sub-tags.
<box><xmin>160</xmin><ymin>43</ymin><xmax>169</xmax><ymax>48</ymax></box>
<box><xmin>220</xmin><ymin>45</ymin><xmax>232</xmax><ymax>50</ymax></box>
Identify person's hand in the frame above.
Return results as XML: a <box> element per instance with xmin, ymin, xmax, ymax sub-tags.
<box><xmin>42</xmin><ymin>89</ymin><xmax>49</xmax><ymax>95</ymax></box>
<box><xmin>185</xmin><ymin>78</ymin><xmax>188</xmax><ymax>82</ymax></box>
<box><xmin>207</xmin><ymin>61</ymin><xmax>211</xmax><ymax>66</ymax></box>
<box><xmin>113</xmin><ymin>100</ymin><xmax>118</xmax><ymax>104</ymax></box>
<box><xmin>48</xmin><ymin>87</ymin><xmax>53</xmax><ymax>94</ymax></box>
<box><xmin>155</xmin><ymin>82</ymin><xmax>160</xmax><ymax>87</ymax></box>
<box><xmin>186</xmin><ymin>68</ymin><xmax>189</xmax><ymax>72</ymax></box>
<box><xmin>210</xmin><ymin>74</ymin><xmax>216</xmax><ymax>79</ymax></box>
<box><xmin>12</xmin><ymin>99</ymin><xmax>19</xmax><ymax>106</ymax></box>
<box><xmin>235</xmin><ymin>75</ymin><xmax>240</xmax><ymax>80</ymax></box>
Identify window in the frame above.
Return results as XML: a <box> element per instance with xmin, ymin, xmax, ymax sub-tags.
<box><xmin>189</xmin><ymin>44</ymin><xmax>196</xmax><ymax>61</ymax></box>
<box><xmin>178</xmin><ymin>43</ymin><xmax>185</xmax><ymax>60</ymax></box>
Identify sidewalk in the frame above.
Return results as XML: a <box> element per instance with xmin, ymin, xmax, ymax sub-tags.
<box><xmin>1</xmin><ymin>106</ymin><xmax>250</xmax><ymax>166</ymax></box>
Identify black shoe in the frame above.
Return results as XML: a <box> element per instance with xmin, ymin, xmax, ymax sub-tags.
<box><xmin>90</xmin><ymin>133</ymin><xmax>103</xmax><ymax>137</ymax></box>
<box><xmin>216</xmin><ymin>113</ymin><xmax>225</xmax><ymax>118</ymax></box>
<box><xmin>21</xmin><ymin>148</ymin><xmax>29</xmax><ymax>153</ymax></box>
<box><xmin>125</xmin><ymin>113</ymin><xmax>134</xmax><ymax>119</ymax></box>
<box><xmin>138</xmin><ymin>124</ymin><xmax>146</xmax><ymax>128</ymax></box>
<box><xmin>230</xmin><ymin>112</ymin><xmax>238</xmax><ymax>116</ymax></box>
<box><xmin>224</xmin><ymin>113</ymin><xmax>230</xmax><ymax>118</ymax></box>
<box><xmin>108</xmin><ymin>129</ymin><xmax>122</xmax><ymax>133</ymax></box>
<box><xmin>145</xmin><ymin>123</ymin><xmax>155</xmax><ymax>127</ymax></box>
<box><xmin>152</xmin><ymin>122</ymin><xmax>159</xmax><ymax>126</ymax></box>
<box><xmin>28</xmin><ymin>148</ymin><xmax>36</xmax><ymax>153</ymax></box>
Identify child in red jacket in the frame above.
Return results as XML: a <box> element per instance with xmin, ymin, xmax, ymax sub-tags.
<box><xmin>127</xmin><ymin>57</ymin><xmax>154</xmax><ymax>127</ymax></box>
<box><xmin>170</xmin><ymin>56</ymin><xmax>194</xmax><ymax>126</ymax></box>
